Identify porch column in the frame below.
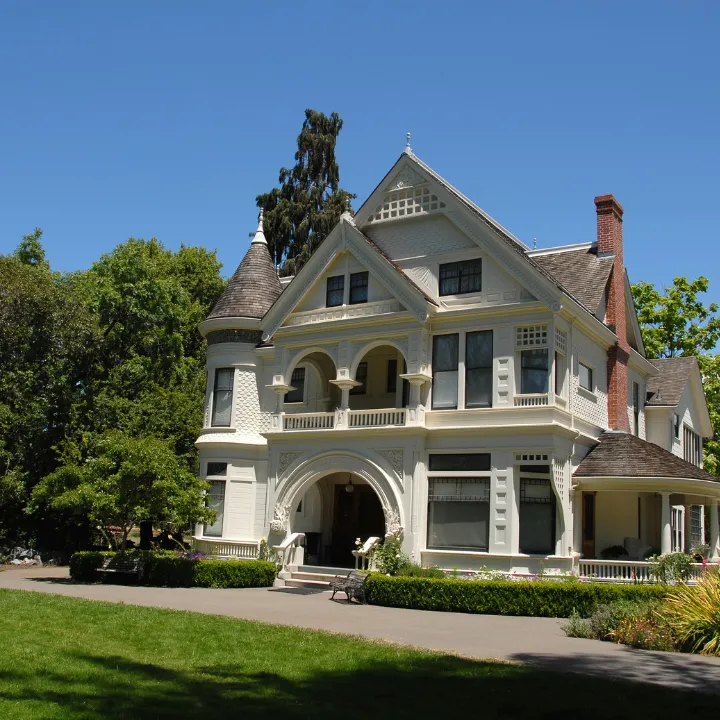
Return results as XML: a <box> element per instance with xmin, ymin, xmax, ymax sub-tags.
<box><xmin>572</xmin><ymin>489</ymin><xmax>582</xmax><ymax>557</ymax></box>
<box><xmin>660</xmin><ymin>492</ymin><xmax>672</xmax><ymax>555</ymax></box>
<box><xmin>710</xmin><ymin>499</ymin><xmax>719</xmax><ymax>561</ymax></box>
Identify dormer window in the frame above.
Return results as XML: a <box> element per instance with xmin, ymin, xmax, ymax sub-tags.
<box><xmin>349</xmin><ymin>272</ymin><xmax>369</xmax><ymax>304</ymax></box>
<box><xmin>439</xmin><ymin>259</ymin><xmax>482</xmax><ymax>296</ymax></box>
<box><xmin>326</xmin><ymin>275</ymin><xmax>344</xmax><ymax>307</ymax></box>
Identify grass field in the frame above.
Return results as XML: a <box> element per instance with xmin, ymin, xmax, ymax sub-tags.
<box><xmin>0</xmin><ymin>588</ymin><xmax>715</xmax><ymax>719</ymax></box>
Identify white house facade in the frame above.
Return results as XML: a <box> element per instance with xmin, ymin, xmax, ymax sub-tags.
<box><xmin>193</xmin><ymin>145</ymin><xmax>719</xmax><ymax>580</ymax></box>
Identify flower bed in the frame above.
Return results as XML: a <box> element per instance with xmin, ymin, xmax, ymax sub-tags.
<box><xmin>69</xmin><ymin>551</ymin><xmax>277</xmax><ymax>588</ymax></box>
<box><xmin>365</xmin><ymin>574</ymin><xmax>668</xmax><ymax>618</ymax></box>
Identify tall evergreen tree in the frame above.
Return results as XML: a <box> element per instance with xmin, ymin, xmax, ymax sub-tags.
<box><xmin>257</xmin><ymin>109</ymin><xmax>355</xmax><ymax>275</ymax></box>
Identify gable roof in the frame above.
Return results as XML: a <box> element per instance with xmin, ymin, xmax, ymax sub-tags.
<box><xmin>260</xmin><ymin>214</ymin><xmax>437</xmax><ymax>341</ymax></box>
<box><xmin>530</xmin><ymin>244</ymin><xmax>613</xmax><ymax>315</ymax></box>
<box><xmin>646</xmin><ymin>357</ymin><xmax>698</xmax><ymax>406</ymax></box>
<box><xmin>207</xmin><ymin>214</ymin><xmax>283</xmax><ymax>321</ymax></box>
<box><xmin>574</xmin><ymin>431</ymin><xmax>718</xmax><ymax>483</ymax></box>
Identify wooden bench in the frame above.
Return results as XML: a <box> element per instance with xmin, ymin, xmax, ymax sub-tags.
<box><xmin>97</xmin><ymin>556</ymin><xmax>142</xmax><ymax>581</ymax></box>
<box><xmin>329</xmin><ymin>570</ymin><xmax>370</xmax><ymax>603</ymax></box>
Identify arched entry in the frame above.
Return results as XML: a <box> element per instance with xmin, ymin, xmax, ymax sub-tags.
<box><xmin>271</xmin><ymin>451</ymin><xmax>405</xmax><ymax>568</ymax></box>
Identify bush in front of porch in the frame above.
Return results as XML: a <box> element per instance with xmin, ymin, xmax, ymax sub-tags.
<box><xmin>364</xmin><ymin>575</ymin><xmax>668</xmax><ymax>618</ymax></box>
<box><xmin>69</xmin><ymin>551</ymin><xmax>277</xmax><ymax>588</ymax></box>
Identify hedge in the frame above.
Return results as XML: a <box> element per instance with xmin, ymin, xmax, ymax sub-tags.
<box><xmin>365</xmin><ymin>575</ymin><xmax>669</xmax><ymax>618</ymax></box>
<box><xmin>69</xmin><ymin>551</ymin><xmax>277</xmax><ymax>589</ymax></box>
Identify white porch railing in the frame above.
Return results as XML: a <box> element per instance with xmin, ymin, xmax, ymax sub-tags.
<box><xmin>283</xmin><ymin>412</ymin><xmax>335</xmax><ymax>431</ymax></box>
<box><xmin>579</xmin><ymin>559</ymin><xmax>720</xmax><ymax>583</ymax></box>
<box><xmin>193</xmin><ymin>537</ymin><xmax>260</xmax><ymax>559</ymax></box>
<box><xmin>352</xmin><ymin>536</ymin><xmax>381</xmax><ymax>570</ymax></box>
<box><xmin>272</xmin><ymin>532</ymin><xmax>306</xmax><ymax>571</ymax></box>
<box><xmin>514</xmin><ymin>393</ymin><xmax>549</xmax><ymax>407</ymax></box>
<box><xmin>348</xmin><ymin>408</ymin><xmax>407</xmax><ymax>428</ymax></box>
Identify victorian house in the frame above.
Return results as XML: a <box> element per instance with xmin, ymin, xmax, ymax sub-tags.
<box><xmin>193</xmin><ymin>143</ymin><xmax>717</xmax><ymax>582</ymax></box>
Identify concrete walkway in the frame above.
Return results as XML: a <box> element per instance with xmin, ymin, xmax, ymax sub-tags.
<box><xmin>3</xmin><ymin>566</ymin><xmax>720</xmax><ymax>694</ymax></box>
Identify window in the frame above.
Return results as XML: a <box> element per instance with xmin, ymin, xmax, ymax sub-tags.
<box><xmin>211</xmin><ymin>368</ymin><xmax>234</xmax><ymax>427</ymax></box>
<box><xmin>429</xmin><ymin>454</ymin><xmax>492</xmax><ymax>471</ymax></box>
<box><xmin>284</xmin><ymin>367</ymin><xmax>305</xmax><ymax>404</ymax></box>
<box><xmin>465</xmin><ymin>330</ymin><xmax>493</xmax><ymax>408</ymax></box>
<box><xmin>632</xmin><ymin>381</ymin><xmax>640</xmax><ymax>436</ymax></box>
<box><xmin>554</xmin><ymin>352</ymin><xmax>566</xmax><ymax>398</ymax></box>
<box><xmin>520</xmin><ymin>349</ymin><xmax>549</xmax><ymax>394</ymax></box>
<box><xmin>427</xmin><ymin>478</ymin><xmax>490</xmax><ymax>550</ymax></box>
<box><xmin>690</xmin><ymin>505</ymin><xmax>705</xmax><ymax>547</ymax></box>
<box><xmin>351</xmin><ymin>362</ymin><xmax>367</xmax><ymax>395</ymax></box>
<box><xmin>204</xmin><ymin>481</ymin><xmax>226</xmax><ymax>537</ymax></box>
<box><xmin>432</xmin><ymin>334</ymin><xmax>459</xmax><ymax>409</ymax></box>
<box><xmin>349</xmin><ymin>271</ymin><xmax>369</xmax><ymax>304</ymax></box>
<box><xmin>387</xmin><ymin>359</ymin><xmax>397</xmax><ymax>393</ymax></box>
<box><xmin>326</xmin><ymin>275</ymin><xmax>344</xmax><ymax>307</ymax></box>
<box><xmin>579</xmin><ymin>362</ymin><xmax>593</xmax><ymax>392</ymax></box>
<box><xmin>673</xmin><ymin>413</ymin><xmax>680</xmax><ymax>440</ymax></box>
<box><xmin>439</xmin><ymin>259</ymin><xmax>482</xmax><ymax>296</ymax></box>
<box><xmin>519</xmin><ymin>468</ymin><xmax>555</xmax><ymax>555</ymax></box>
<box><xmin>206</xmin><ymin>462</ymin><xmax>228</xmax><ymax>477</ymax></box>
<box><xmin>684</xmin><ymin>425</ymin><xmax>702</xmax><ymax>467</ymax></box>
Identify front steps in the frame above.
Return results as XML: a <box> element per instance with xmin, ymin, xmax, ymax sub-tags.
<box><xmin>276</xmin><ymin>564</ymin><xmax>352</xmax><ymax>590</ymax></box>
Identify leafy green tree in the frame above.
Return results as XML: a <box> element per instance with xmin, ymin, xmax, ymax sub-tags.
<box><xmin>257</xmin><ymin>109</ymin><xmax>355</xmax><ymax>275</ymax></box>
<box><xmin>631</xmin><ymin>276</ymin><xmax>720</xmax><ymax>358</ymax></box>
<box><xmin>31</xmin><ymin>431</ymin><xmax>213</xmax><ymax>551</ymax></box>
<box><xmin>14</xmin><ymin>227</ymin><xmax>48</xmax><ymax>269</ymax></box>
<box><xmin>632</xmin><ymin>276</ymin><xmax>720</xmax><ymax>474</ymax></box>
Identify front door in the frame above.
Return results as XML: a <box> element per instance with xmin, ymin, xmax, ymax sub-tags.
<box><xmin>329</xmin><ymin>485</ymin><xmax>385</xmax><ymax>567</ymax></box>
<box><xmin>582</xmin><ymin>492</ymin><xmax>596</xmax><ymax>558</ymax></box>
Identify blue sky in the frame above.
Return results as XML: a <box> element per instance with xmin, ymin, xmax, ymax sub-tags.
<box><xmin>1</xmin><ymin>1</ymin><xmax>718</xmax><ymax>307</ymax></box>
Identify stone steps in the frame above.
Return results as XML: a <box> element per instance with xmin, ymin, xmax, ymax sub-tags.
<box><xmin>279</xmin><ymin>565</ymin><xmax>353</xmax><ymax>590</ymax></box>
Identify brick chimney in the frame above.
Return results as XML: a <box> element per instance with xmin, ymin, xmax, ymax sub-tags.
<box><xmin>594</xmin><ymin>194</ymin><xmax>630</xmax><ymax>432</ymax></box>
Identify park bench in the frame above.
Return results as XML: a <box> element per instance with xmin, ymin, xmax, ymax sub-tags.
<box><xmin>329</xmin><ymin>570</ymin><xmax>370</xmax><ymax>603</ymax></box>
<box><xmin>97</xmin><ymin>556</ymin><xmax>142</xmax><ymax>581</ymax></box>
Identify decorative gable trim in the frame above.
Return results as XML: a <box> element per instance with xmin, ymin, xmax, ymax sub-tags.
<box><xmin>260</xmin><ymin>217</ymin><xmax>432</xmax><ymax>342</ymax></box>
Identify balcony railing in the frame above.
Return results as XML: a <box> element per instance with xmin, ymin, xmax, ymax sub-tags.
<box><xmin>514</xmin><ymin>393</ymin><xmax>549</xmax><ymax>407</ymax></box>
<box><xmin>284</xmin><ymin>412</ymin><xmax>335</xmax><ymax>431</ymax></box>
<box><xmin>579</xmin><ymin>559</ymin><xmax>718</xmax><ymax>583</ymax></box>
<box><xmin>193</xmin><ymin>537</ymin><xmax>260</xmax><ymax>559</ymax></box>
<box><xmin>348</xmin><ymin>408</ymin><xmax>407</xmax><ymax>428</ymax></box>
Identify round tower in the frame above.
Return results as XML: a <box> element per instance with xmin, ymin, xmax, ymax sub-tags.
<box><xmin>195</xmin><ymin>212</ymin><xmax>282</xmax><ymax>544</ymax></box>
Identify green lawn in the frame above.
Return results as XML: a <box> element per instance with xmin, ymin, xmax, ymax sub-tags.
<box><xmin>0</xmin><ymin>589</ymin><xmax>714</xmax><ymax>719</ymax></box>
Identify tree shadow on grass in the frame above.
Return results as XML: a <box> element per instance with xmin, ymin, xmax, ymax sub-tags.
<box><xmin>1</xmin><ymin>650</ymin><xmax>719</xmax><ymax>720</ymax></box>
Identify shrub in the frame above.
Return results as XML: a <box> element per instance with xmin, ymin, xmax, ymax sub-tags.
<box><xmin>613</xmin><ymin>604</ymin><xmax>677</xmax><ymax>652</ymax></box>
<box><xmin>371</xmin><ymin>533</ymin><xmax>408</xmax><ymax>576</ymax></box>
<box><xmin>69</xmin><ymin>551</ymin><xmax>277</xmax><ymax>589</ymax></box>
<box><xmin>650</xmin><ymin>552</ymin><xmax>694</xmax><ymax>584</ymax></box>
<box><xmin>365</xmin><ymin>575</ymin><xmax>668</xmax><ymax>618</ymax></box>
<box><xmin>658</xmin><ymin>567</ymin><xmax>720</xmax><ymax>655</ymax></box>
<box><xmin>396</xmin><ymin>563</ymin><xmax>446</xmax><ymax>579</ymax></box>
<box><xmin>600</xmin><ymin>545</ymin><xmax>629</xmax><ymax>560</ymax></box>
<box><xmin>562</xmin><ymin>611</ymin><xmax>594</xmax><ymax>638</ymax></box>
<box><xmin>562</xmin><ymin>599</ymin><xmax>662</xmax><ymax>641</ymax></box>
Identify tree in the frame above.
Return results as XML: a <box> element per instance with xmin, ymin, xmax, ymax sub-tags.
<box><xmin>257</xmin><ymin>109</ymin><xmax>355</xmax><ymax>275</ymax></box>
<box><xmin>632</xmin><ymin>276</ymin><xmax>720</xmax><ymax>474</ymax></box>
<box><xmin>631</xmin><ymin>276</ymin><xmax>720</xmax><ymax>358</ymax></box>
<box><xmin>31</xmin><ymin>431</ymin><xmax>213</xmax><ymax>551</ymax></box>
<box><xmin>14</xmin><ymin>227</ymin><xmax>48</xmax><ymax>269</ymax></box>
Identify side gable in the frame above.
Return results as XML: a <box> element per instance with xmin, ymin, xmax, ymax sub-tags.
<box><xmin>259</xmin><ymin>216</ymin><xmax>435</xmax><ymax>341</ymax></box>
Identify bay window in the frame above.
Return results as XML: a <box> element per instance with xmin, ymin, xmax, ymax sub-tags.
<box><xmin>204</xmin><ymin>462</ymin><xmax>227</xmax><ymax>538</ymax></box>
<box><xmin>520</xmin><ymin>349</ymin><xmax>549</xmax><ymax>394</ymax></box>
<box><xmin>432</xmin><ymin>334</ymin><xmax>459</xmax><ymax>409</ymax></box>
<box><xmin>465</xmin><ymin>330</ymin><xmax>493</xmax><ymax>408</ymax></box>
<box><xmin>519</xmin><ymin>466</ymin><xmax>555</xmax><ymax>555</ymax></box>
<box><xmin>427</xmin><ymin>453</ymin><xmax>491</xmax><ymax>551</ymax></box>
<box><xmin>211</xmin><ymin>368</ymin><xmax>234</xmax><ymax>427</ymax></box>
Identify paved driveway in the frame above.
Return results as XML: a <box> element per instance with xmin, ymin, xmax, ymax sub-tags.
<box><xmin>3</xmin><ymin>566</ymin><xmax>720</xmax><ymax>693</ymax></box>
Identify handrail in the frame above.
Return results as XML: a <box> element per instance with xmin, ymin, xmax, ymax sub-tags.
<box><xmin>352</xmin><ymin>536</ymin><xmax>381</xmax><ymax>570</ymax></box>
<box><xmin>272</xmin><ymin>532</ymin><xmax>306</xmax><ymax>572</ymax></box>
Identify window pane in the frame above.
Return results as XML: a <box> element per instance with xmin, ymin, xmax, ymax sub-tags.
<box><xmin>349</xmin><ymin>271</ymin><xmax>369</xmax><ymax>304</ymax></box>
<box><xmin>428</xmin><ymin>478</ymin><xmax>490</xmax><ymax>550</ymax></box>
<box><xmin>519</xmin><ymin>479</ymin><xmax>555</xmax><ymax>554</ymax></box>
<box><xmin>579</xmin><ymin>363</ymin><xmax>592</xmax><ymax>390</ymax></box>
<box><xmin>432</xmin><ymin>334</ymin><xmax>459</xmax><ymax>409</ymax></box>
<box><xmin>459</xmin><ymin>259</ymin><xmax>482</xmax><ymax>294</ymax></box>
<box><xmin>285</xmin><ymin>367</ymin><xmax>305</xmax><ymax>403</ymax></box>
<box><xmin>206</xmin><ymin>462</ymin><xmax>227</xmax><ymax>477</ymax></box>
<box><xmin>439</xmin><ymin>263</ymin><xmax>459</xmax><ymax>296</ymax></box>
<box><xmin>326</xmin><ymin>275</ymin><xmax>344</xmax><ymax>307</ymax></box>
<box><xmin>429</xmin><ymin>454</ymin><xmax>491</xmax><ymax>472</ymax></box>
<box><xmin>204</xmin><ymin>481</ymin><xmax>225</xmax><ymax>537</ymax></box>
<box><xmin>520</xmin><ymin>349</ymin><xmax>548</xmax><ymax>394</ymax></box>
<box><xmin>211</xmin><ymin>368</ymin><xmax>234</xmax><ymax>427</ymax></box>
<box><xmin>466</xmin><ymin>330</ymin><xmax>493</xmax><ymax>408</ymax></box>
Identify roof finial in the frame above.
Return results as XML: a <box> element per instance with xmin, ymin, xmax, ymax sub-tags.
<box><xmin>251</xmin><ymin>208</ymin><xmax>267</xmax><ymax>246</ymax></box>
<box><xmin>405</xmin><ymin>132</ymin><xmax>412</xmax><ymax>154</ymax></box>
<box><xmin>533</xmin><ymin>237</ymin><xmax>537</xmax><ymax>249</ymax></box>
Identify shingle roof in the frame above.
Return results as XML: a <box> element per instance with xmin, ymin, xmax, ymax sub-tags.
<box><xmin>207</xmin><ymin>239</ymin><xmax>282</xmax><ymax>320</ymax></box>
<box><xmin>574</xmin><ymin>431</ymin><xmax>717</xmax><ymax>482</ymax></box>
<box><xmin>531</xmin><ymin>246</ymin><xmax>613</xmax><ymax>314</ymax></box>
<box><xmin>646</xmin><ymin>357</ymin><xmax>698</xmax><ymax>406</ymax></box>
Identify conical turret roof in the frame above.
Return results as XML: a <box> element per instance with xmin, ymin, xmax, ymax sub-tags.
<box><xmin>207</xmin><ymin>211</ymin><xmax>283</xmax><ymax>321</ymax></box>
